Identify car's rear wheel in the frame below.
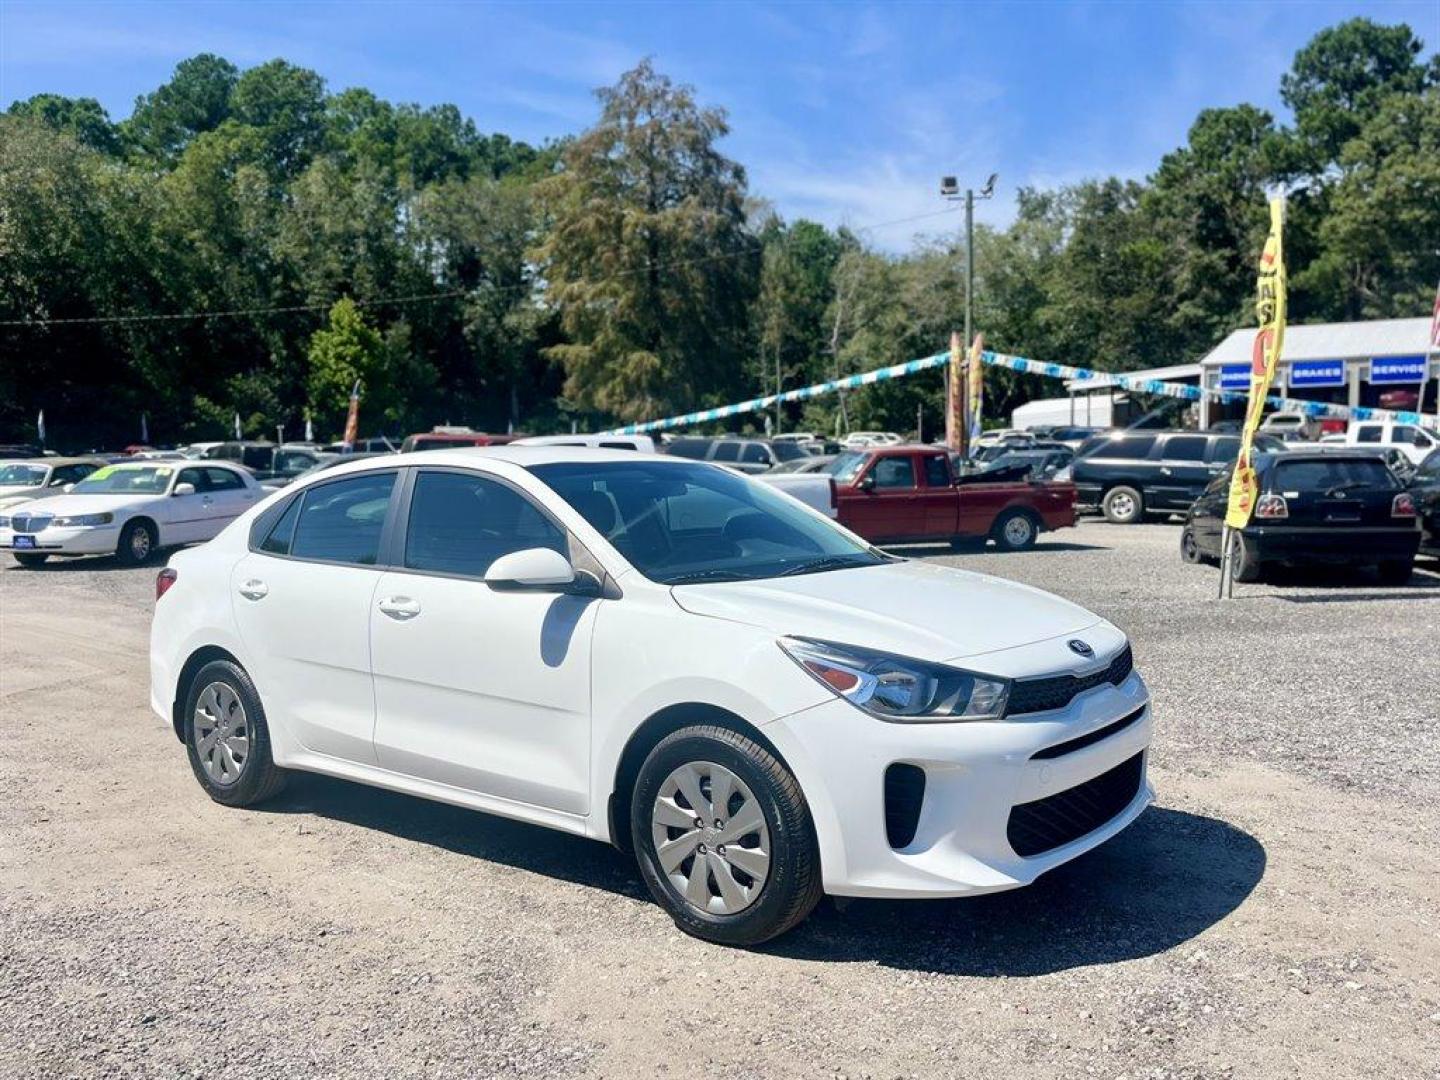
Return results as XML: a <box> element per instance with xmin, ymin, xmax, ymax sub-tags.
<box><xmin>632</xmin><ymin>724</ymin><xmax>822</xmax><ymax>946</ymax></box>
<box><xmin>1102</xmin><ymin>485</ymin><xmax>1143</xmax><ymax>525</ymax></box>
<box><xmin>1230</xmin><ymin>532</ymin><xmax>1263</xmax><ymax>582</ymax></box>
<box><xmin>991</xmin><ymin>509</ymin><xmax>1038</xmax><ymax>552</ymax></box>
<box><xmin>1377</xmin><ymin>559</ymin><xmax>1413</xmax><ymax>585</ymax></box>
<box><xmin>13</xmin><ymin>553</ymin><xmax>49</xmax><ymax>568</ymax></box>
<box><xmin>1180</xmin><ymin>527</ymin><xmax>1205</xmax><ymax>564</ymax></box>
<box><xmin>184</xmin><ymin>659</ymin><xmax>287</xmax><ymax>807</ymax></box>
<box><xmin>116</xmin><ymin>519</ymin><xmax>156</xmax><ymax>566</ymax></box>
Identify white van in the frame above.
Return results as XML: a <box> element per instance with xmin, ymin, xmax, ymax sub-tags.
<box><xmin>1344</xmin><ymin>420</ymin><xmax>1437</xmax><ymax>466</ymax></box>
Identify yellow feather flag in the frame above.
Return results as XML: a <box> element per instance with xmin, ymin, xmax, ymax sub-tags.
<box><xmin>1225</xmin><ymin>197</ymin><xmax>1287</xmax><ymax>529</ymax></box>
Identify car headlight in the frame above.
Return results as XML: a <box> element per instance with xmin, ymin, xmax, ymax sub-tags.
<box><xmin>779</xmin><ymin>637</ymin><xmax>1010</xmax><ymax>722</ymax></box>
<box><xmin>53</xmin><ymin>512</ymin><xmax>114</xmax><ymax>527</ymax></box>
<box><xmin>0</xmin><ymin>515</ymin><xmax>9</xmax><ymax>528</ymax></box>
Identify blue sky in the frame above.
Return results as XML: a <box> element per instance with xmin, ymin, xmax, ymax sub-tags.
<box><xmin>2</xmin><ymin>1</ymin><xmax>1434</xmax><ymax>248</ymax></box>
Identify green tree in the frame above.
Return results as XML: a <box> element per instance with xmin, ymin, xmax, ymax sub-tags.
<box><xmin>306</xmin><ymin>298</ymin><xmax>387</xmax><ymax>435</ymax></box>
<box><xmin>5</xmin><ymin>94</ymin><xmax>120</xmax><ymax>154</ymax></box>
<box><xmin>534</xmin><ymin>60</ymin><xmax>758</xmax><ymax>421</ymax></box>
<box><xmin>123</xmin><ymin>54</ymin><xmax>238</xmax><ymax>161</ymax></box>
<box><xmin>230</xmin><ymin>60</ymin><xmax>327</xmax><ymax>180</ymax></box>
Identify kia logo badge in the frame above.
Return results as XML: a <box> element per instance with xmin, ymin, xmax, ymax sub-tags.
<box><xmin>1067</xmin><ymin>639</ymin><xmax>1094</xmax><ymax>658</ymax></box>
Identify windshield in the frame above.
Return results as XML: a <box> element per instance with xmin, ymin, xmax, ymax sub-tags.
<box><xmin>71</xmin><ymin>465</ymin><xmax>173</xmax><ymax>494</ymax></box>
<box><xmin>0</xmin><ymin>464</ymin><xmax>47</xmax><ymax>486</ymax></box>
<box><xmin>531</xmin><ymin>460</ymin><xmax>885</xmax><ymax>585</ymax></box>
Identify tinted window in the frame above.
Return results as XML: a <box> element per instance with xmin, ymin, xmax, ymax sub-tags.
<box><xmin>666</xmin><ymin>439</ymin><xmax>711</xmax><ymax>460</ymax></box>
<box><xmin>1417</xmin><ymin>451</ymin><xmax>1440</xmax><ymax>480</ymax></box>
<box><xmin>599</xmin><ymin>441</ymin><xmax>639</xmax><ymax>451</ymax></box>
<box><xmin>770</xmin><ymin>441</ymin><xmax>806</xmax><ymax>462</ymax></box>
<box><xmin>1088</xmin><ymin>435</ymin><xmax>1156</xmax><ymax>460</ymax></box>
<box><xmin>261</xmin><ymin>497</ymin><xmax>303</xmax><ymax>555</ymax></box>
<box><xmin>1274</xmin><ymin>458</ymin><xmax>1396</xmax><ymax>490</ymax></box>
<box><xmin>741</xmin><ymin>443</ymin><xmax>772</xmax><ymax>465</ymax></box>
<box><xmin>404</xmin><ymin>471</ymin><xmax>566</xmax><ymax>577</ymax></box>
<box><xmin>711</xmin><ymin>442</ymin><xmax>741</xmax><ymax>463</ymax></box>
<box><xmin>871</xmin><ymin>457</ymin><xmax>915</xmax><ymax>489</ymax></box>
<box><xmin>204</xmin><ymin>467</ymin><xmax>245</xmax><ymax>491</ymax></box>
<box><xmin>290</xmin><ymin>472</ymin><xmax>395</xmax><ymax>565</ymax></box>
<box><xmin>1163</xmin><ymin>436</ymin><xmax>1209</xmax><ymax>462</ymax></box>
<box><xmin>1209</xmin><ymin>436</ymin><xmax>1241</xmax><ymax>463</ymax></box>
<box><xmin>533</xmin><ymin>460</ymin><xmax>882</xmax><ymax>585</ymax></box>
<box><xmin>921</xmin><ymin>455</ymin><xmax>950</xmax><ymax>487</ymax></box>
<box><xmin>176</xmin><ymin>467</ymin><xmax>208</xmax><ymax>491</ymax></box>
<box><xmin>1355</xmin><ymin>426</ymin><xmax>1382</xmax><ymax>444</ymax></box>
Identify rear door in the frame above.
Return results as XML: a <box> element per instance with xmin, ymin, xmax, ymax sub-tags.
<box><xmin>201</xmin><ymin>466</ymin><xmax>259</xmax><ymax>535</ymax></box>
<box><xmin>230</xmin><ymin>469</ymin><xmax>400</xmax><ymax>764</ymax></box>
<box><xmin>915</xmin><ymin>452</ymin><xmax>959</xmax><ymax>536</ymax></box>
<box><xmin>1151</xmin><ymin>434</ymin><xmax>1213</xmax><ymax>509</ymax></box>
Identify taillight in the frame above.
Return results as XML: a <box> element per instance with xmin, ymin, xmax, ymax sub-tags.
<box><xmin>156</xmin><ymin>567</ymin><xmax>177</xmax><ymax>600</ymax></box>
<box><xmin>1393</xmin><ymin>492</ymin><xmax>1416</xmax><ymax>518</ymax></box>
<box><xmin>1254</xmin><ymin>493</ymin><xmax>1288</xmax><ymax>519</ymax></box>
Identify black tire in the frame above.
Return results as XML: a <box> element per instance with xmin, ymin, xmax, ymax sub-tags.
<box><xmin>1102</xmin><ymin>485</ymin><xmax>1144</xmax><ymax>525</ymax></box>
<box><xmin>948</xmin><ymin>536</ymin><xmax>983</xmax><ymax>553</ymax></box>
<box><xmin>991</xmin><ymin>509</ymin><xmax>1039</xmax><ymax>552</ymax></box>
<box><xmin>1230</xmin><ymin>532</ymin><xmax>1263</xmax><ymax>583</ymax></box>
<box><xmin>116</xmin><ymin>518</ymin><xmax>157</xmax><ymax>566</ymax></box>
<box><xmin>1180</xmin><ymin>527</ymin><xmax>1205</xmax><ymax>564</ymax></box>
<box><xmin>13</xmin><ymin>552</ymin><xmax>49</xmax><ymax>568</ymax></box>
<box><xmin>1377</xmin><ymin>560</ymin><xmax>1413</xmax><ymax>586</ymax></box>
<box><xmin>631</xmin><ymin>724</ymin><xmax>822</xmax><ymax>947</ymax></box>
<box><xmin>183</xmin><ymin>659</ymin><xmax>287</xmax><ymax>807</ymax></box>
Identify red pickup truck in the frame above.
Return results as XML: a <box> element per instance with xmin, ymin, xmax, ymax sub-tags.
<box><xmin>830</xmin><ymin>445</ymin><xmax>1076</xmax><ymax>550</ymax></box>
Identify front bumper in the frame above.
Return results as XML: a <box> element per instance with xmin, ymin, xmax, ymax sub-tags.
<box><xmin>1246</xmin><ymin>524</ymin><xmax>1420</xmax><ymax>565</ymax></box>
<box><xmin>766</xmin><ymin>669</ymin><xmax>1153</xmax><ymax>898</ymax></box>
<box><xmin>0</xmin><ymin>524</ymin><xmax>120</xmax><ymax>556</ymax></box>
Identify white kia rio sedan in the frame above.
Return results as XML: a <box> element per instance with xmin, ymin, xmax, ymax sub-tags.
<box><xmin>150</xmin><ymin>448</ymin><xmax>1153</xmax><ymax>945</ymax></box>
<box><xmin>2</xmin><ymin>461</ymin><xmax>262</xmax><ymax>568</ymax></box>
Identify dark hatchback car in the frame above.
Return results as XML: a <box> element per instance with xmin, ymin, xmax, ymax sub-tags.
<box><xmin>1182</xmin><ymin>451</ymin><xmax>1420</xmax><ymax>583</ymax></box>
<box><xmin>1407</xmin><ymin>448</ymin><xmax>1440</xmax><ymax>559</ymax></box>
<box><xmin>1073</xmin><ymin>429</ymin><xmax>1284</xmax><ymax>524</ymax></box>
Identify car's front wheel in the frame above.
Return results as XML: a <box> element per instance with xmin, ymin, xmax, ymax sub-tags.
<box><xmin>632</xmin><ymin>725</ymin><xmax>822</xmax><ymax>946</ymax></box>
<box><xmin>184</xmin><ymin>659</ymin><xmax>287</xmax><ymax>807</ymax></box>
<box><xmin>116</xmin><ymin>519</ymin><xmax>157</xmax><ymax>566</ymax></box>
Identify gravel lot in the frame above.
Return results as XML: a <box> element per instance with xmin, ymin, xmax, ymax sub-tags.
<box><xmin>3</xmin><ymin>519</ymin><xmax>1438</xmax><ymax>1080</ymax></box>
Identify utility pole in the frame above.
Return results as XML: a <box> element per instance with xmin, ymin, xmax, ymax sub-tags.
<box><xmin>941</xmin><ymin>173</ymin><xmax>997</xmax><ymax>459</ymax></box>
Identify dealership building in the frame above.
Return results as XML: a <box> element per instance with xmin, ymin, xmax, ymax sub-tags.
<box><xmin>1196</xmin><ymin>316</ymin><xmax>1435</xmax><ymax>429</ymax></box>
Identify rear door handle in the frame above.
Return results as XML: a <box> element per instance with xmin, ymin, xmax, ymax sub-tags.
<box><xmin>238</xmin><ymin>579</ymin><xmax>268</xmax><ymax>601</ymax></box>
<box><xmin>378</xmin><ymin>596</ymin><xmax>421</xmax><ymax>621</ymax></box>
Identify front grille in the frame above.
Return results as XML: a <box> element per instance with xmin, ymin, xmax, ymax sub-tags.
<box><xmin>11</xmin><ymin>514</ymin><xmax>48</xmax><ymax>534</ymax></box>
<box><xmin>1007</xmin><ymin>644</ymin><xmax>1133</xmax><ymax>716</ymax></box>
<box><xmin>883</xmin><ymin>763</ymin><xmax>926</xmax><ymax>849</ymax></box>
<box><xmin>1007</xmin><ymin>751</ymin><xmax>1144</xmax><ymax>857</ymax></box>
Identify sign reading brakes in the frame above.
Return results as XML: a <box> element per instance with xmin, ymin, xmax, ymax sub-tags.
<box><xmin>1288</xmin><ymin>360</ymin><xmax>1345</xmax><ymax>388</ymax></box>
<box><xmin>1369</xmin><ymin>355</ymin><xmax>1427</xmax><ymax>385</ymax></box>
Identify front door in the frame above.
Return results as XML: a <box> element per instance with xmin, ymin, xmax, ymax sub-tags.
<box><xmin>230</xmin><ymin>469</ymin><xmax>399</xmax><ymax>764</ymax></box>
<box><xmin>843</xmin><ymin>456</ymin><xmax>921</xmax><ymax>541</ymax></box>
<box><xmin>370</xmin><ymin>468</ymin><xmax>597</xmax><ymax>815</ymax></box>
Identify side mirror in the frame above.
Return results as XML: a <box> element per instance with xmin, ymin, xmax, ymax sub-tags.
<box><xmin>62</xmin><ymin>483</ymin><xmax>75</xmax><ymax>493</ymax></box>
<box><xmin>857</xmin><ymin>472</ymin><xmax>876</xmax><ymax>492</ymax></box>
<box><xmin>484</xmin><ymin>547</ymin><xmax>578</xmax><ymax>592</ymax></box>
<box><xmin>173</xmin><ymin>482</ymin><xmax>196</xmax><ymax>496</ymax></box>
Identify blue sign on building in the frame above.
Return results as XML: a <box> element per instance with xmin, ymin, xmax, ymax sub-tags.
<box><xmin>1218</xmin><ymin>364</ymin><xmax>1250</xmax><ymax>390</ymax></box>
<box><xmin>1289</xmin><ymin>360</ymin><xmax>1346</xmax><ymax>388</ymax></box>
<box><xmin>1369</xmin><ymin>355</ymin><xmax>1428</xmax><ymax>384</ymax></box>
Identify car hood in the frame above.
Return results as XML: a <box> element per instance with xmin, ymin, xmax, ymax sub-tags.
<box><xmin>671</xmin><ymin>558</ymin><xmax>1104</xmax><ymax>666</ymax></box>
<box><xmin>8</xmin><ymin>492</ymin><xmax>146</xmax><ymax>516</ymax></box>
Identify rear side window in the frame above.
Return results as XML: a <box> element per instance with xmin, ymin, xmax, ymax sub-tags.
<box><xmin>1088</xmin><ymin>435</ymin><xmax>1156</xmax><ymax>460</ymax></box>
<box><xmin>1208</xmin><ymin>436</ymin><xmax>1241</xmax><ymax>463</ymax></box>
<box><xmin>404</xmin><ymin>470</ymin><xmax>566</xmax><ymax>577</ymax></box>
<box><xmin>260</xmin><ymin>497</ymin><xmax>303</xmax><ymax>554</ymax></box>
<box><xmin>1163</xmin><ymin>436</ymin><xmax>1209</xmax><ymax>462</ymax></box>
<box><xmin>921</xmin><ymin>455</ymin><xmax>950</xmax><ymax>487</ymax></box>
<box><xmin>666</xmin><ymin>439</ymin><xmax>710</xmax><ymax>460</ymax></box>
<box><xmin>1274</xmin><ymin>459</ymin><xmax>1396</xmax><ymax>490</ymax></box>
<box><xmin>1355</xmin><ymin>426</ymin><xmax>1382</xmax><ymax>444</ymax></box>
<box><xmin>711</xmin><ymin>442</ymin><xmax>741</xmax><ymax>463</ymax></box>
<box><xmin>204</xmin><ymin>467</ymin><xmax>244</xmax><ymax>490</ymax></box>
<box><xmin>741</xmin><ymin>443</ymin><xmax>772</xmax><ymax>465</ymax></box>
<box><xmin>290</xmin><ymin>472</ymin><xmax>396</xmax><ymax>565</ymax></box>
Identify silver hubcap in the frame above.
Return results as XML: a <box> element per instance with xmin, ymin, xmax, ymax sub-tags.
<box><xmin>651</xmin><ymin>761</ymin><xmax>771</xmax><ymax>916</ymax></box>
<box><xmin>193</xmin><ymin>681</ymin><xmax>249</xmax><ymax>786</ymax></box>
<box><xmin>1110</xmin><ymin>493</ymin><xmax>1135</xmax><ymax>519</ymax></box>
<box><xmin>130</xmin><ymin>527</ymin><xmax>151</xmax><ymax>559</ymax></box>
<box><xmin>1004</xmin><ymin>516</ymin><xmax>1032</xmax><ymax>546</ymax></box>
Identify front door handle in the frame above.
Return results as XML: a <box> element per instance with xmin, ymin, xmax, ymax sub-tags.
<box><xmin>238</xmin><ymin>579</ymin><xmax>268</xmax><ymax>601</ymax></box>
<box><xmin>378</xmin><ymin>596</ymin><xmax>421</xmax><ymax>621</ymax></box>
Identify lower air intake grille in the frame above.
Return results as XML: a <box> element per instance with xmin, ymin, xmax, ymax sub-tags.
<box><xmin>1007</xmin><ymin>752</ymin><xmax>1144</xmax><ymax>857</ymax></box>
<box><xmin>883</xmin><ymin>763</ymin><xmax>926</xmax><ymax>849</ymax></box>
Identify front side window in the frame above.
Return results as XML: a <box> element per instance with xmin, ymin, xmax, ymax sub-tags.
<box><xmin>176</xmin><ymin>467</ymin><xmax>208</xmax><ymax>492</ymax></box>
<box><xmin>1355</xmin><ymin>426</ymin><xmax>1382</xmax><ymax>444</ymax></box>
<box><xmin>870</xmin><ymin>457</ymin><xmax>915</xmax><ymax>489</ymax></box>
<box><xmin>72</xmin><ymin>466</ymin><xmax>174</xmax><ymax>495</ymax></box>
<box><xmin>404</xmin><ymin>471</ymin><xmax>566</xmax><ymax>577</ymax></box>
<box><xmin>711</xmin><ymin>442</ymin><xmax>741</xmax><ymax>463</ymax></box>
<box><xmin>741</xmin><ymin>443</ymin><xmax>773</xmax><ymax>466</ymax></box>
<box><xmin>290</xmin><ymin>472</ymin><xmax>396</xmax><ymax>565</ymax></box>
<box><xmin>204</xmin><ymin>467</ymin><xmax>245</xmax><ymax>491</ymax></box>
<box><xmin>533</xmin><ymin>460</ymin><xmax>883</xmax><ymax>585</ymax></box>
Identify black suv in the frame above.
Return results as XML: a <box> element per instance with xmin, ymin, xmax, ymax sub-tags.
<box><xmin>1072</xmin><ymin>429</ymin><xmax>1284</xmax><ymax>524</ymax></box>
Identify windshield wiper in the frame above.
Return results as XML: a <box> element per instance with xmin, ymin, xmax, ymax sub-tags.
<box><xmin>665</xmin><ymin>569</ymin><xmax>752</xmax><ymax>585</ymax></box>
<box><xmin>775</xmin><ymin>555</ymin><xmax>876</xmax><ymax>578</ymax></box>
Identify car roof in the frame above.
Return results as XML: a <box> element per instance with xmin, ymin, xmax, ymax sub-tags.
<box><xmin>10</xmin><ymin>456</ymin><xmax>106</xmax><ymax>467</ymax></box>
<box><xmin>314</xmin><ymin>446</ymin><xmax>688</xmax><ymax>474</ymax></box>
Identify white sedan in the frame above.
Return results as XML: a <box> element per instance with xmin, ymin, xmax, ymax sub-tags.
<box><xmin>149</xmin><ymin>447</ymin><xmax>1153</xmax><ymax>945</ymax></box>
<box><xmin>1</xmin><ymin>461</ymin><xmax>263</xmax><ymax>568</ymax></box>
